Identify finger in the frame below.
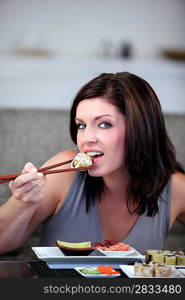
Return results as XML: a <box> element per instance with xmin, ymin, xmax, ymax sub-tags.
<box><xmin>22</xmin><ymin>162</ymin><xmax>38</xmax><ymax>174</ymax></box>
<box><xmin>9</xmin><ymin>180</ymin><xmax>14</xmax><ymax>190</ymax></box>
<box><xmin>25</xmin><ymin>176</ymin><xmax>45</xmax><ymax>195</ymax></box>
<box><xmin>17</xmin><ymin>179</ymin><xmax>41</xmax><ymax>195</ymax></box>
<box><xmin>12</xmin><ymin>172</ymin><xmax>43</xmax><ymax>189</ymax></box>
<box><xmin>22</xmin><ymin>186</ymin><xmax>44</xmax><ymax>203</ymax></box>
<box><xmin>21</xmin><ymin>181</ymin><xmax>46</xmax><ymax>203</ymax></box>
<box><xmin>12</xmin><ymin>177</ymin><xmax>44</xmax><ymax>200</ymax></box>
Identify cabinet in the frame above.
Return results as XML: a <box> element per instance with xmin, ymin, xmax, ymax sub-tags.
<box><xmin>0</xmin><ymin>56</ymin><xmax>185</xmax><ymax>113</ymax></box>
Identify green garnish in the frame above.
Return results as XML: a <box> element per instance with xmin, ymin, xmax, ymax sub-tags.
<box><xmin>80</xmin><ymin>268</ymin><xmax>101</xmax><ymax>275</ymax></box>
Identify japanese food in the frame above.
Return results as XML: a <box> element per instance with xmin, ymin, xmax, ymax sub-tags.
<box><xmin>56</xmin><ymin>240</ymin><xmax>92</xmax><ymax>249</ymax></box>
<box><xmin>151</xmin><ymin>253</ymin><xmax>164</xmax><ymax>264</ymax></box>
<box><xmin>134</xmin><ymin>262</ymin><xmax>173</xmax><ymax>278</ymax></box>
<box><xmin>134</xmin><ymin>262</ymin><xmax>154</xmax><ymax>277</ymax></box>
<box><xmin>71</xmin><ymin>152</ymin><xmax>92</xmax><ymax>168</ymax></box>
<box><xmin>176</xmin><ymin>255</ymin><xmax>185</xmax><ymax>265</ymax></box>
<box><xmin>79</xmin><ymin>267</ymin><xmax>101</xmax><ymax>275</ymax></box>
<box><xmin>93</xmin><ymin>239</ymin><xmax>131</xmax><ymax>251</ymax></box>
<box><xmin>79</xmin><ymin>265</ymin><xmax>120</xmax><ymax>275</ymax></box>
<box><xmin>164</xmin><ymin>255</ymin><xmax>176</xmax><ymax>265</ymax></box>
<box><xmin>154</xmin><ymin>264</ymin><xmax>173</xmax><ymax>277</ymax></box>
<box><xmin>145</xmin><ymin>249</ymin><xmax>185</xmax><ymax>265</ymax></box>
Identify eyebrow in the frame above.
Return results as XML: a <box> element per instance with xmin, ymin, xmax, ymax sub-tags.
<box><xmin>75</xmin><ymin>114</ymin><xmax>114</xmax><ymax>122</ymax></box>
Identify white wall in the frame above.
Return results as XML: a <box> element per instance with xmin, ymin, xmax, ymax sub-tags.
<box><xmin>0</xmin><ymin>0</ymin><xmax>185</xmax><ymax>59</ymax></box>
<box><xmin>0</xmin><ymin>56</ymin><xmax>185</xmax><ymax>113</ymax></box>
<box><xmin>0</xmin><ymin>0</ymin><xmax>185</xmax><ymax>112</ymax></box>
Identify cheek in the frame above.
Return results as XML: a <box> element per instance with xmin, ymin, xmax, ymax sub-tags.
<box><xmin>109</xmin><ymin>133</ymin><xmax>126</xmax><ymax>163</ymax></box>
<box><xmin>109</xmin><ymin>132</ymin><xmax>125</xmax><ymax>150</ymax></box>
<box><xmin>118</xmin><ymin>135</ymin><xmax>125</xmax><ymax>149</ymax></box>
<box><xmin>76</xmin><ymin>132</ymin><xmax>82</xmax><ymax>148</ymax></box>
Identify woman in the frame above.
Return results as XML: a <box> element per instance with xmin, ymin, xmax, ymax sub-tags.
<box><xmin>0</xmin><ymin>72</ymin><xmax>185</xmax><ymax>254</ymax></box>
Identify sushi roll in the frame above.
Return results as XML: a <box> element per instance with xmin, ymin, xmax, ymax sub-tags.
<box><xmin>145</xmin><ymin>250</ymin><xmax>159</xmax><ymax>264</ymax></box>
<box><xmin>164</xmin><ymin>255</ymin><xmax>176</xmax><ymax>265</ymax></box>
<box><xmin>71</xmin><ymin>153</ymin><xmax>92</xmax><ymax>168</ymax></box>
<box><xmin>176</xmin><ymin>255</ymin><xmax>185</xmax><ymax>266</ymax></box>
<box><xmin>151</xmin><ymin>252</ymin><xmax>164</xmax><ymax>264</ymax></box>
<box><xmin>172</xmin><ymin>250</ymin><xmax>184</xmax><ymax>256</ymax></box>
<box><xmin>134</xmin><ymin>262</ymin><xmax>154</xmax><ymax>277</ymax></box>
<box><xmin>154</xmin><ymin>264</ymin><xmax>173</xmax><ymax>278</ymax></box>
<box><xmin>163</xmin><ymin>250</ymin><xmax>172</xmax><ymax>256</ymax></box>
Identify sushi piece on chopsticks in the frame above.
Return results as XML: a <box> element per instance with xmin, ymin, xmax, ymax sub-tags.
<box><xmin>71</xmin><ymin>152</ymin><xmax>92</xmax><ymax>168</ymax></box>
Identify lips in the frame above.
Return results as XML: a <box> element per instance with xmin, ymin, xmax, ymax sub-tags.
<box><xmin>83</xmin><ymin>150</ymin><xmax>104</xmax><ymax>166</ymax></box>
<box><xmin>84</xmin><ymin>150</ymin><xmax>104</xmax><ymax>158</ymax></box>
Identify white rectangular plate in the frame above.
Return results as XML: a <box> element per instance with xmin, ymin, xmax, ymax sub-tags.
<box><xmin>179</xmin><ymin>269</ymin><xmax>185</xmax><ymax>276</ymax></box>
<box><xmin>120</xmin><ymin>265</ymin><xmax>185</xmax><ymax>278</ymax></box>
<box><xmin>32</xmin><ymin>247</ymin><xmax>144</xmax><ymax>269</ymax></box>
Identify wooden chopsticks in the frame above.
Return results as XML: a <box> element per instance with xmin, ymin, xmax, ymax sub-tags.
<box><xmin>0</xmin><ymin>159</ymin><xmax>91</xmax><ymax>184</ymax></box>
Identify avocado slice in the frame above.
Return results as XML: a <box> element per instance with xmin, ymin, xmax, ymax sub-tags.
<box><xmin>56</xmin><ymin>240</ymin><xmax>92</xmax><ymax>249</ymax></box>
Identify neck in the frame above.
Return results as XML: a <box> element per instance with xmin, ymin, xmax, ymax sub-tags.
<box><xmin>103</xmin><ymin>167</ymin><xmax>130</xmax><ymax>195</ymax></box>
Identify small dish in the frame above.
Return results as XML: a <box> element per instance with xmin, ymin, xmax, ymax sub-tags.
<box><xmin>75</xmin><ymin>267</ymin><xmax>120</xmax><ymax>278</ymax></box>
<box><xmin>56</xmin><ymin>244</ymin><xmax>94</xmax><ymax>256</ymax></box>
<box><xmin>98</xmin><ymin>247</ymin><xmax>136</xmax><ymax>257</ymax></box>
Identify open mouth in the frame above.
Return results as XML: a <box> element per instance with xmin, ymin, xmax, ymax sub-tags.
<box><xmin>85</xmin><ymin>152</ymin><xmax>104</xmax><ymax>164</ymax></box>
<box><xmin>85</xmin><ymin>151</ymin><xmax>104</xmax><ymax>158</ymax></box>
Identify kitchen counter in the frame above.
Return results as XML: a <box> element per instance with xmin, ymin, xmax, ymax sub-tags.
<box><xmin>0</xmin><ymin>56</ymin><xmax>185</xmax><ymax>113</ymax></box>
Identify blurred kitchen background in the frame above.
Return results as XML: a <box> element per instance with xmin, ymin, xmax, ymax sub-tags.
<box><xmin>0</xmin><ymin>0</ymin><xmax>185</xmax><ymax>257</ymax></box>
<box><xmin>0</xmin><ymin>0</ymin><xmax>185</xmax><ymax>111</ymax></box>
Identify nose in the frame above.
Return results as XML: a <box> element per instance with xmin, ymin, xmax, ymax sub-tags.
<box><xmin>82</xmin><ymin>126</ymin><xmax>98</xmax><ymax>144</ymax></box>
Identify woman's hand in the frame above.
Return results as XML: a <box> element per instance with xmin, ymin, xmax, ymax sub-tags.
<box><xmin>9</xmin><ymin>162</ymin><xmax>46</xmax><ymax>205</ymax></box>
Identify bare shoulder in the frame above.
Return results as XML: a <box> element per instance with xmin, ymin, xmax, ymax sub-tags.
<box><xmin>42</xmin><ymin>149</ymin><xmax>77</xmax><ymax>167</ymax></box>
<box><xmin>171</xmin><ymin>172</ymin><xmax>185</xmax><ymax>198</ymax></box>
<box><xmin>170</xmin><ymin>172</ymin><xmax>185</xmax><ymax>225</ymax></box>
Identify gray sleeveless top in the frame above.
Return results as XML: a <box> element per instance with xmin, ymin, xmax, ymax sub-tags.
<box><xmin>40</xmin><ymin>172</ymin><xmax>171</xmax><ymax>254</ymax></box>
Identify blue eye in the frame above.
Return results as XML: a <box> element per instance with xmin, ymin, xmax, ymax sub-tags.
<box><xmin>76</xmin><ymin>123</ymin><xmax>86</xmax><ymax>129</ymax></box>
<box><xmin>99</xmin><ymin>122</ymin><xmax>112</xmax><ymax>129</ymax></box>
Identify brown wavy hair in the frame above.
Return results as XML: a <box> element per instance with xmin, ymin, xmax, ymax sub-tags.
<box><xmin>70</xmin><ymin>72</ymin><xmax>184</xmax><ymax>216</ymax></box>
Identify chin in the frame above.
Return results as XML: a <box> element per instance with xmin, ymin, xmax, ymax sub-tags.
<box><xmin>87</xmin><ymin>170</ymin><xmax>100</xmax><ymax>177</ymax></box>
<box><xmin>87</xmin><ymin>168</ymin><xmax>107</xmax><ymax>177</ymax></box>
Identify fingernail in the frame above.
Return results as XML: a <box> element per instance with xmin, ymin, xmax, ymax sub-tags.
<box><xmin>9</xmin><ymin>181</ymin><xmax>13</xmax><ymax>188</ymax></box>
<box><xmin>25</xmin><ymin>162</ymin><xmax>32</xmax><ymax>168</ymax></box>
<box><xmin>37</xmin><ymin>172</ymin><xmax>43</xmax><ymax>177</ymax></box>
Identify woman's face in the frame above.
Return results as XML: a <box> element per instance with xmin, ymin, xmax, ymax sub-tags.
<box><xmin>75</xmin><ymin>97</ymin><xmax>126</xmax><ymax>177</ymax></box>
